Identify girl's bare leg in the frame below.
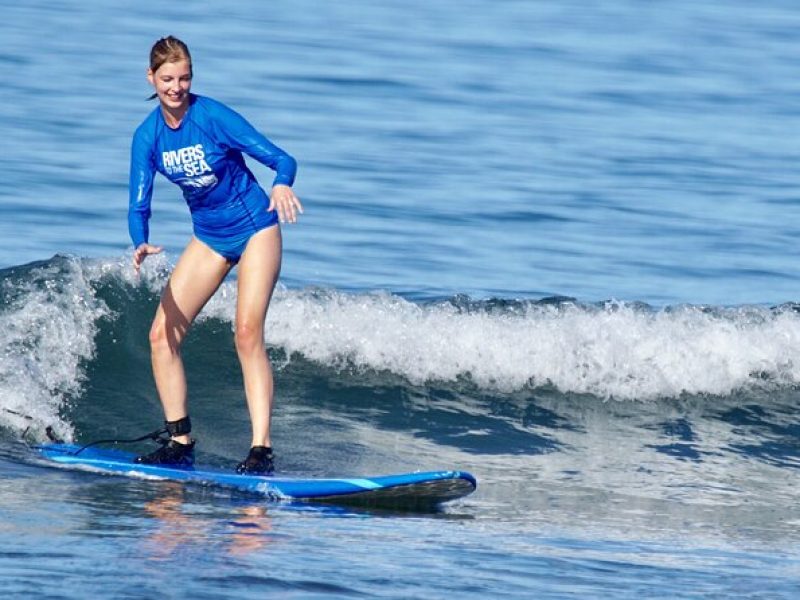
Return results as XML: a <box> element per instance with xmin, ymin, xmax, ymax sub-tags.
<box><xmin>234</xmin><ymin>225</ymin><xmax>282</xmax><ymax>448</ymax></box>
<box><xmin>149</xmin><ymin>237</ymin><xmax>232</xmax><ymax>443</ymax></box>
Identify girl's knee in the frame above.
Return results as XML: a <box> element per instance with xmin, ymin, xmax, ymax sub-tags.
<box><xmin>235</xmin><ymin>321</ymin><xmax>264</xmax><ymax>355</ymax></box>
<box><xmin>149</xmin><ymin>319</ymin><xmax>183</xmax><ymax>355</ymax></box>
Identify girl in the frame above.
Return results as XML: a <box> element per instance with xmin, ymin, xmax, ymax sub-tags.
<box><xmin>128</xmin><ymin>36</ymin><xmax>302</xmax><ymax>474</ymax></box>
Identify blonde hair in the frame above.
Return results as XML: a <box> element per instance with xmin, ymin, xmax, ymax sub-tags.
<box><xmin>149</xmin><ymin>35</ymin><xmax>192</xmax><ymax>74</ymax></box>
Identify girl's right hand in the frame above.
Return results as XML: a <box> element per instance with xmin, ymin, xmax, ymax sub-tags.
<box><xmin>133</xmin><ymin>243</ymin><xmax>163</xmax><ymax>271</ymax></box>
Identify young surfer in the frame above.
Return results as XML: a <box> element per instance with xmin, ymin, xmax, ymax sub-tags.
<box><xmin>128</xmin><ymin>36</ymin><xmax>302</xmax><ymax>474</ymax></box>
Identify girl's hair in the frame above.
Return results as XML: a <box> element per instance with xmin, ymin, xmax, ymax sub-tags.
<box><xmin>147</xmin><ymin>36</ymin><xmax>192</xmax><ymax>100</ymax></box>
<box><xmin>150</xmin><ymin>35</ymin><xmax>192</xmax><ymax>74</ymax></box>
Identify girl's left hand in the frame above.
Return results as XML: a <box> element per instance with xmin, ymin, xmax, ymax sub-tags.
<box><xmin>269</xmin><ymin>184</ymin><xmax>304</xmax><ymax>224</ymax></box>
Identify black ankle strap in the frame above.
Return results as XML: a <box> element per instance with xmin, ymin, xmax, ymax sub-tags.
<box><xmin>166</xmin><ymin>416</ymin><xmax>192</xmax><ymax>436</ymax></box>
<box><xmin>250</xmin><ymin>446</ymin><xmax>272</xmax><ymax>457</ymax></box>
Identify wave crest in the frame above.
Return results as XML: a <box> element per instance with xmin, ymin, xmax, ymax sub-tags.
<box><xmin>212</xmin><ymin>287</ymin><xmax>800</xmax><ymax>400</ymax></box>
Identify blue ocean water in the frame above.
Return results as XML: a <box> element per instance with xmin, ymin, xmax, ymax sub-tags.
<box><xmin>2</xmin><ymin>1</ymin><xmax>800</xmax><ymax>598</ymax></box>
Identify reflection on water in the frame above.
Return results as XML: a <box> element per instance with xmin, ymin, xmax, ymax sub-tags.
<box><xmin>142</xmin><ymin>483</ymin><xmax>274</xmax><ymax>559</ymax></box>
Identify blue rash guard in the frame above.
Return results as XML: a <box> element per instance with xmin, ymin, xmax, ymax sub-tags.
<box><xmin>128</xmin><ymin>94</ymin><xmax>297</xmax><ymax>262</ymax></box>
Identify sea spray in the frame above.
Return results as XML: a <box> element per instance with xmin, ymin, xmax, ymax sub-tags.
<box><xmin>0</xmin><ymin>256</ymin><xmax>110</xmax><ymax>440</ymax></box>
<box><xmin>205</xmin><ymin>286</ymin><xmax>800</xmax><ymax>400</ymax></box>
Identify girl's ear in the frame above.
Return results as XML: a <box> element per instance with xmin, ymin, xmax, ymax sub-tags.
<box><xmin>146</xmin><ymin>68</ymin><xmax>154</xmax><ymax>86</ymax></box>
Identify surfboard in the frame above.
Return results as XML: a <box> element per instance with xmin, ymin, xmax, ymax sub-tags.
<box><xmin>33</xmin><ymin>443</ymin><xmax>476</xmax><ymax>509</ymax></box>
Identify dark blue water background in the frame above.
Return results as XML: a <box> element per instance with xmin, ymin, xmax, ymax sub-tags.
<box><xmin>2</xmin><ymin>1</ymin><xmax>800</xmax><ymax>597</ymax></box>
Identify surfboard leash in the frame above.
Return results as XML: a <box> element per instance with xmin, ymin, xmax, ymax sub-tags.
<box><xmin>2</xmin><ymin>407</ymin><xmax>169</xmax><ymax>456</ymax></box>
<box><xmin>67</xmin><ymin>428</ymin><xmax>170</xmax><ymax>456</ymax></box>
<box><xmin>68</xmin><ymin>417</ymin><xmax>193</xmax><ymax>455</ymax></box>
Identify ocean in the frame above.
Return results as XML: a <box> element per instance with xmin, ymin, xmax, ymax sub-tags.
<box><xmin>2</xmin><ymin>0</ymin><xmax>800</xmax><ymax>597</ymax></box>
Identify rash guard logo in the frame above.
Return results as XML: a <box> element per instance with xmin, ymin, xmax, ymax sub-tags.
<box><xmin>162</xmin><ymin>144</ymin><xmax>218</xmax><ymax>198</ymax></box>
<box><xmin>162</xmin><ymin>144</ymin><xmax>214</xmax><ymax>177</ymax></box>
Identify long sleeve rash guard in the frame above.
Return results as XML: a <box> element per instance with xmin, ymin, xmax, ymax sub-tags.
<box><xmin>128</xmin><ymin>94</ymin><xmax>297</xmax><ymax>248</ymax></box>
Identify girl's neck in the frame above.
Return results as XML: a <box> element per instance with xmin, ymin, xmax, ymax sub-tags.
<box><xmin>161</xmin><ymin>99</ymin><xmax>189</xmax><ymax>129</ymax></box>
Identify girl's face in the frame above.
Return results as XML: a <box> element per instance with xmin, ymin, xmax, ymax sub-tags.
<box><xmin>148</xmin><ymin>59</ymin><xmax>192</xmax><ymax>111</ymax></box>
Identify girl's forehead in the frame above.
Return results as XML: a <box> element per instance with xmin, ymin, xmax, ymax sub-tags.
<box><xmin>155</xmin><ymin>60</ymin><xmax>191</xmax><ymax>76</ymax></box>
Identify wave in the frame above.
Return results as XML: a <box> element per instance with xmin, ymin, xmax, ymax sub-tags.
<box><xmin>244</xmin><ymin>291</ymin><xmax>800</xmax><ymax>401</ymax></box>
<box><xmin>1</xmin><ymin>254</ymin><xmax>800</xmax><ymax>441</ymax></box>
<box><xmin>0</xmin><ymin>257</ymin><xmax>110</xmax><ymax>440</ymax></box>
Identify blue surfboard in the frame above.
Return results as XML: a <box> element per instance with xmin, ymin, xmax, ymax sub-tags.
<box><xmin>33</xmin><ymin>444</ymin><xmax>476</xmax><ymax>509</ymax></box>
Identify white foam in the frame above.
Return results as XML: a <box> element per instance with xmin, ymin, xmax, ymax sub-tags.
<box><xmin>213</xmin><ymin>290</ymin><xmax>800</xmax><ymax>400</ymax></box>
<box><xmin>194</xmin><ymin>280</ymin><xmax>796</xmax><ymax>398</ymax></box>
<box><xmin>0</xmin><ymin>256</ymin><xmax>110</xmax><ymax>440</ymax></box>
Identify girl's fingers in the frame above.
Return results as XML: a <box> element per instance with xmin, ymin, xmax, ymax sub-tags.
<box><xmin>270</xmin><ymin>186</ymin><xmax>302</xmax><ymax>223</ymax></box>
<box><xmin>133</xmin><ymin>244</ymin><xmax>163</xmax><ymax>270</ymax></box>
